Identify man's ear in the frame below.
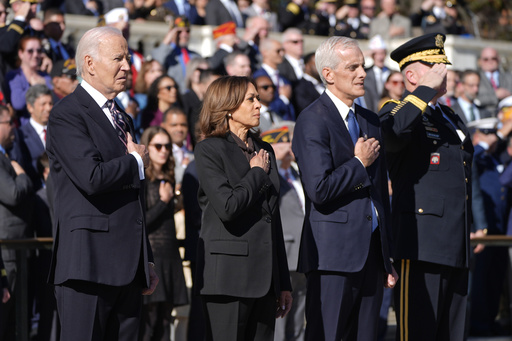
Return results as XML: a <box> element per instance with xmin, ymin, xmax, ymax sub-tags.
<box><xmin>322</xmin><ymin>67</ymin><xmax>334</xmax><ymax>85</ymax></box>
<box><xmin>84</xmin><ymin>55</ymin><xmax>94</xmax><ymax>75</ymax></box>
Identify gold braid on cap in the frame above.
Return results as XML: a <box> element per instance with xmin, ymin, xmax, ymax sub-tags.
<box><xmin>398</xmin><ymin>49</ymin><xmax>451</xmax><ymax>69</ymax></box>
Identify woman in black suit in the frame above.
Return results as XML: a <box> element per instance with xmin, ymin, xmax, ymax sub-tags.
<box><xmin>194</xmin><ymin>76</ymin><xmax>293</xmax><ymax>341</ymax></box>
<box><xmin>139</xmin><ymin>126</ymin><xmax>188</xmax><ymax>341</ymax></box>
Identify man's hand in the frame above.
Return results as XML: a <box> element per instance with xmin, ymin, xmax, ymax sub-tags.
<box><xmin>418</xmin><ymin>63</ymin><xmax>447</xmax><ymax>92</ymax></box>
<box><xmin>162</xmin><ymin>27</ymin><xmax>180</xmax><ymax>45</ymax></box>
<box><xmin>2</xmin><ymin>288</ymin><xmax>10</xmax><ymax>304</ymax></box>
<box><xmin>385</xmin><ymin>266</ymin><xmax>399</xmax><ymax>288</ymax></box>
<box><xmin>279</xmin><ymin>84</ymin><xmax>292</xmax><ymax>100</ymax></box>
<box><xmin>127</xmin><ymin>133</ymin><xmax>149</xmax><ymax>168</ymax></box>
<box><xmin>14</xmin><ymin>1</ymin><xmax>31</xmax><ymax>18</ymax></box>
<box><xmin>470</xmin><ymin>229</ymin><xmax>486</xmax><ymax>254</ymax></box>
<box><xmin>354</xmin><ymin>137</ymin><xmax>380</xmax><ymax>167</ymax></box>
<box><xmin>276</xmin><ymin>291</ymin><xmax>292</xmax><ymax>318</ymax></box>
<box><xmin>142</xmin><ymin>263</ymin><xmax>159</xmax><ymax>295</ymax></box>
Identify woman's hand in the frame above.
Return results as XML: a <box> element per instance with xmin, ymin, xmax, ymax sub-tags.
<box><xmin>276</xmin><ymin>291</ymin><xmax>293</xmax><ymax>318</ymax></box>
<box><xmin>250</xmin><ymin>149</ymin><xmax>270</xmax><ymax>173</ymax></box>
<box><xmin>159</xmin><ymin>180</ymin><xmax>174</xmax><ymax>203</ymax></box>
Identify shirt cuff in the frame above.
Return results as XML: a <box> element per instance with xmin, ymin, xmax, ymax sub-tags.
<box><xmin>478</xmin><ymin>141</ymin><xmax>490</xmax><ymax>151</ymax></box>
<box><xmin>14</xmin><ymin>16</ymin><xmax>26</xmax><ymax>22</ymax></box>
<box><xmin>130</xmin><ymin>152</ymin><xmax>145</xmax><ymax>180</ymax></box>
<box><xmin>354</xmin><ymin>156</ymin><xmax>365</xmax><ymax>167</ymax></box>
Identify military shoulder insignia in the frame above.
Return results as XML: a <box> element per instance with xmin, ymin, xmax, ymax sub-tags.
<box><xmin>286</xmin><ymin>2</ymin><xmax>300</xmax><ymax>15</ymax></box>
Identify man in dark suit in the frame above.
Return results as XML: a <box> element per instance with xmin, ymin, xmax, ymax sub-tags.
<box><xmin>363</xmin><ymin>35</ymin><xmax>390</xmax><ymax>113</ymax></box>
<box><xmin>42</xmin><ymin>8</ymin><xmax>75</xmax><ymax>63</ymax></box>
<box><xmin>278</xmin><ymin>28</ymin><xmax>304</xmax><ymax>84</ymax></box>
<box><xmin>10</xmin><ymin>84</ymin><xmax>52</xmax><ymax>191</ymax></box>
<box><xmin>451</xmin><ymin>69</ymin><xmax>493</xmax><ymax>125</ymax></box>
<box><xmin>379</xmin><ymin>33</ymin><xmax>473</xmax><ymax>341</ymax></box>
<box><xmin>476</xmin><ymin>47</ymin><xmax>512</xmax><ymax>114</ymax></box>
<box><xmin>205</xmin><ymin>0</ymin><xmax>244</xmax><ymax>27</ymax></box>
<box><xmin>46</xmin><ymin>26</ymin><xmax>158</xmax><ymax>340</ymax></box>
<box><xmin>0</xmin><ymin>104</ymin><xmax>33</xmax><ymax>340</ymax></box>
<box><xmin>292</xmin><ymin>52</ymin><xmax>324</xmax><ymax>115</ymax></box>
<box><xmin>292</xmin><ymin>36</ymin><xmax>397</xmax><ymax>341</ymax></box>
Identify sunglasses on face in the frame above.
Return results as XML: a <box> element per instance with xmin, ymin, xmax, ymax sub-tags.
<box><xmin>286</xmin><ymin>40</ymin><xmax>303</xmax><ymax>44</ymax></box>
<box><xmin>160</xmin><ymin>85</ymin><xmax>177</xmax><ymax>91</ymax></box>
<box><xmin>26</xmin><ymin>48</ymin><xmax>43</xmax><ymax>55</ymax></box>
<box><xmin>150</xmin><ymin>143</ymin><xmax>172</xmax><ymax>151</ymax></box>
<box><xmin>389</xmin><ymin>80</ymin><xmax>404</xmax><ymax>86</ymax></box>
<box><xmin>482</xmin><ymin>57</ymin><xmax>498</xmax><ymax>62</ymax></box>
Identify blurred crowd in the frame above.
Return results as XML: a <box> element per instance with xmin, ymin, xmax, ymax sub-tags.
<box><xmin>1</xmin><ymin>0</ymin><xmax>512</xmax><ymax>340</ymax></box>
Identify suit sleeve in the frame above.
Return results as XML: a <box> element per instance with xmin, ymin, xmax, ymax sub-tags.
<box><xmin>292</xmin><ymin>111</ymin><xmax>371</xmax><ymax>205</ymax></box>
<box><xmin>194</xmin><ymin>139</ymin><xmax>273</xmax><ymax>222</ymax></box>
<box><xmin>0</xmin><ymin>161</ymin><xmax>32</xmax><ymax>207</ymax></box>
<box><xmin>47</xmin><ymin>102</ymin><xmax>141</xmax><ymax>196</ymax></box>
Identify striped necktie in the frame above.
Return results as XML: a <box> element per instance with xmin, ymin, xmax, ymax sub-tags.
<box><xmin>107</xmin><ymin>100</ymin><xmax>128</xmax><ymax>148</ymax></box>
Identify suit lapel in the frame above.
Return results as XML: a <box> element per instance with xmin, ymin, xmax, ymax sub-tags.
<box><xmin>75</xmin><ymin>85</ymin><xmax>128</xmax><ymax>152</ymax></box>
<box><xmin>320</xmin><ymin>93</ymin><xmax>354</xmax><ymax>148</ymax></box>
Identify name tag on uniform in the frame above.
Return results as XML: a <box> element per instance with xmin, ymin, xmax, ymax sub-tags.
<box><xmin>430</xmin><ymin>153</ymin><xmax>440</xmax><ymax>165</ymax></box>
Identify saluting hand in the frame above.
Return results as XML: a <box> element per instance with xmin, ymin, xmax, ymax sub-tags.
<box><xmin>419</xmin><ymin>63</ymin><xmax>447</xmax><ymax>92</ymax></box>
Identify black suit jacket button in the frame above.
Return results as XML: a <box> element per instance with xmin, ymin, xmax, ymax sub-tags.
<box><xmin>366</xmin><ymin>215</ymin><xmax>372</xmax><ymax>221</ymax></box>
<box><xmin>266</xmin><ymin>217</ymin><xmax>272</xmax><ymax>223</ymax></box>
<box><xmin>136</xmin><ymin>218</ymin><xmax>143</xmax><ymax>225</ymax></box>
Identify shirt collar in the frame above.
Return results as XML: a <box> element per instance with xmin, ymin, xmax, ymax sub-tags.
<box><xmin>325</xmin><ymin>89</ymin><xmax>353</xmax><ymax>121</ymax></box>
<box><xmin>81</xmin><ymin>80</ymin><xmax>109</xmax><ymax>109</ymax></box>
<box><xmin>29</xmin><ymin>117</ymin><xmax>46</xmax><ymax>135</ymax></box>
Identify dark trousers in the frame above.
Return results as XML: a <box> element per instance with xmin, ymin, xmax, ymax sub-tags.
<box><xmin>394</xmin><ymin>260</ymin><xmax>468</xmax><ymax>341</ymax></box>
<box><xmin>201</xmin><ymin>291</ymin><xmax>277</xmax><ymax>341</ymax></box>
<box><xmin>304</xmin><ymin>230</ymin><xmax>384</xmax><ymax>341</ymax></box>
<box><xmin>54</xmin><ymin>279</ymin><xmax>142</xmax><ymax>341</ymax></box>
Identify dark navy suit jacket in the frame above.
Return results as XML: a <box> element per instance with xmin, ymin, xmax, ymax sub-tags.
<box><xmin>292</xmin><ymin>92</ymin><xmax>393</xmax><ymax>274</ymax></box>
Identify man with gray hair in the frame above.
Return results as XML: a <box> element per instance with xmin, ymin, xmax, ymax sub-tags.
<box><xmin>46</xmin><ymin>26</ymin><xmax>158</xmax><ymax>340</ymax></box>
<box><xmin>292</xmin><ymin>36</ymin><xmax>397</xmax><ymax>341</ymax></box>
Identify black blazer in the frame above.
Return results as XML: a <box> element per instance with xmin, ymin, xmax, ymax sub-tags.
<box><xmin>46</xmin><ymin>84</ymin><xmax>154</xmax><ymax>287</ymax></box>
<box><xmin>194</xmin><ymin>133</ymin><xmax>291</xmax><ymax>298</ymax></box>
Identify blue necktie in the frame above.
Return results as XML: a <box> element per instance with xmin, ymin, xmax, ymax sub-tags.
<box><xmin>348</xmin><ymin>109</ymin><xmax>378</xmax><ymax>232</ymax></box>
<box><xmin>347</xmin><ymin>109</ymin><xmax>359</xmax><ymax>144</ymax></box>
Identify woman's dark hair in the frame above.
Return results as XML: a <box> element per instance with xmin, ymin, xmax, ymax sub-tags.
<box><xmin>145</xmin><ymin>75</ymin><xmax>182</xmax><ymax>114</ymax></box>
<box><xmin>140</xmin><ymin>126</ymin><xmax>175</xmax><ymax>183</ymax></box>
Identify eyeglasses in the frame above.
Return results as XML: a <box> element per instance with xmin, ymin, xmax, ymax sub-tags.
<box><xmin>150</xmin><ymin>143</ymin><xmax>172</xmax><ymax>151</ymax></box>
<box><xmin>0</xmin><ymin>119</ymin><xmax>13</xmax><ymax>125</ymax></box>
<box><xmin>389</xmin><ymin>80</ymin><xmax>404</xmax><ymax>86</ymax></box>
<box><xmin>160</xmin><ymin>85</ymin><xmax>177</xmax><ymax>91</ymax></box>
<box><xmin>481</xmin><ymin>57</ymin><xmax>498</xmax><ymax>62</ymax></box>
<box><xmin>258</xmin><ymin>84</ymin><xmax>275</xmax><ymax>90</ymax></box>
<box><xmin>286</xmin><ymin>40</ymin><xmax>303</xmax><ymax>44</ymax></box>
<box><xmin>26</xmin><ymin>48</ymin><xmax>43</xmax><ymax>55</ymax></box>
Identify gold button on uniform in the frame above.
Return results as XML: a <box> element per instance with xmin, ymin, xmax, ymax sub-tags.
<box><xmin>418</xmin><ymin>208</ymin><xmax>424</xmax><ymax>213</ymax></box>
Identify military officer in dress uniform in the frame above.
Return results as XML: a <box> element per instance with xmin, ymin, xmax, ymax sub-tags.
<box><xmin>379</xmin><ymin>33</ymin><xmax>473</xmax><ymax>341</ymax></box>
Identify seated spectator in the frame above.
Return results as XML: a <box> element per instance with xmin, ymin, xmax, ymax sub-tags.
<box><xmin>452</xmin><ymin>70</ymin><xmax>493</xmax><ymax>125</ymax></box>
<box><xmin>141</xmin><ymin>75</ymin><xmax>182</xmax><ymax>129</ymax></box>
<box><xmin>363</xmin><ymin>35</ymin><xmax>390</xmax><ymax>113</ymax></box>
<box><xmin>254</xmin><ymin>75</ymin><xmax>283</xmax><ymax>132</ymax></box>
<box><xmin>360</xmin><ymin>0</ymin><xmax>377</xmax><ymax>36</ymax></box>
<box><xmin>152</xmin><ymin>16</ymin><xmax>199</xmax><ymax>94</ymax></box>
<box><xmin>50</xmin><ymin>58</ymin><xmax>78</xmax><ymax>104</ymax></box>
<box><xmin>42</xmin><ymin>7</ymin><xmax>74</xmax><ymax>63</ymax></box>
<box><xmin>439</xmin><ymin>69</ymin><xmax>460</xmax><ymax>106</ymax></box>
<box><xmin>162</xmin><ymin>0</ymin><xmax>205</xmax><ymax>25</ymax></box>
<box><xmin>411</xmin><ymin>0</ymin><xmax>467</xmax><ymax>35</ymax></box>
<box><xmin>189</xmin><ymin>0</ymin><xmax>208</xmax><ymax>25</ymax></box>
<box><xmin>369</xmin><ymin>0</ymin><xmax>412</xmax><ymax>39</ymax></box>
<box><xmin>4</xmin><ymin>35</ymin><xmax>52</xmax><ymax>125</ymax></box>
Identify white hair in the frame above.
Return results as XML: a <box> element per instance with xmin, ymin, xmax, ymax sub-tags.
<box><xmin>315</xmin><ymin>36</ymin><xmax>360</xmax><ymax>85</ymax></box>
<box><xmin>75</xmin><ymin>26</ymin><xmax>124</xmax><ymax>77</ymax></box>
